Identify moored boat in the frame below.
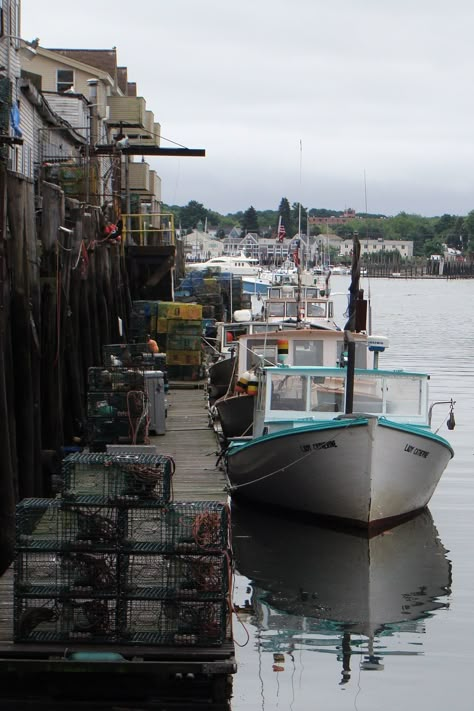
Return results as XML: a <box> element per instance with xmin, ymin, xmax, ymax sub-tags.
<box><xmin>223</xmin><ymin>235</ymin><xmax>455</xmax><ymax>530</ymax></box>
<box><xmin>225</xmin><ymin>363</ymin><xmax>454</xmax><ymax>528</ymax></box>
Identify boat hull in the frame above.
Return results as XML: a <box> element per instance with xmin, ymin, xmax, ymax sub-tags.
<box><xmin>215</xmin><ymin>394</ymin><xmax>255</xmax><ymax>438</ymax></box>
<box><xmin>207</xmin><ymin>355</ymin><xmax>236</xmax><ymax>403</ymax></box>
<box><xmin>225</xmin><ymin>417</ymin><xmax>453</xmax><ymax>528</ymax></box>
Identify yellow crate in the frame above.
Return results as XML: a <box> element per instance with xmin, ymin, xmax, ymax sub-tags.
<box><xmin>158</xmin><ymin>302</ymin><xmax>203</xmax><ymax>320</ymax></box>
<box><xmin>166</xmin><ymin>350</ymin><xmax>202</xmax><ymax>366</ymax></box>
<box><xmin>157</xmin><ymin>318</ymin><xmax>168</xmax><ymax>334</ymax></box>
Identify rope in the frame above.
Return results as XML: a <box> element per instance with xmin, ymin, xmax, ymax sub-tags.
<box><xmin>227</xmin><ymin>416</ymin><xmax>363</xmax><ymax>491</ymax></box>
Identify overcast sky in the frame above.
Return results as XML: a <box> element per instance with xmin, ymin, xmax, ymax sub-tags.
<box><xmin>21</xmin><ymin>0</ymin><xmax>474</xmax><ymax>217</ymax></box>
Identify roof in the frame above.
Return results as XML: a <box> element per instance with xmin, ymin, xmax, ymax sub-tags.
<box><xmin>45</xmin><ymin>48</ymin><xmax>117</xmax><ymax>78</ymax></box>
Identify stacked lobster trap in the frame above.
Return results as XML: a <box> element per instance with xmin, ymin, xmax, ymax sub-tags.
<box><xmin>14</xmin><ymin>452</ymin><xmax>233</xmax><ymax>648</ymax></box>
<box><xmin>86</xmin><ymin>366</ymin><xmax>150</xmax><ymax>451</ymax></box>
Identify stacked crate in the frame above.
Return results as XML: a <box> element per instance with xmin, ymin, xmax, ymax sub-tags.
<box><xmin>157</xmin><ymin>302</ymin><xmax>203</xmax><ymax>381</ymax></box>
<box><xmin>14</xmin><ymin>454</ymin><xmax>232</xmax><ymax>648</ymax></box>
<box><xmin>87</xmin><ymin>366</ymin><xmax>149</xmax><ymax>452</ymax></box>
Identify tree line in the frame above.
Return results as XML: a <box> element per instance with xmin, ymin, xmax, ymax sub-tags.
<box><xmin>164</xmin><ymin>199</ymin><xmax>474</xmax><ymax>257</ymax></box>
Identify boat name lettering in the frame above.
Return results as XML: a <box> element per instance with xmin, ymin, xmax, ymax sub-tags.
<box><xmin>404</xmin><ymin>444</ymin><xmax>429</xmax><ymax>458</ymax></box>
<box><xmin>300</xmin><ymin>440</ymin><xmax>337</xmax><ymax>452</ymax></box>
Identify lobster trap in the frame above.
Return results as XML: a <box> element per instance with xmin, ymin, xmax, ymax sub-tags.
<box><xmin>119</xmin><ymin>552</ymin><xmax>229</xmax><ymax>598</ymax></box>
<box><xmin>87</xmin><ymin>391</ymin><xmax>148</xmax><ymax>419</ymax></box>
<box><xmin>87</xmin><ymin>416</ymin><xmax>147</xmax><ymax>451</ymax></box>
<box><xmin>61</xmin><ymin>453</ymin><xmax>172</xmax><ymax>504</ymax></box>
<box><xmin>14</xmin><ymin>550</ymin><xmax>119</xmax><ymax>596</ymax></box>
<box><xmin>118</xmin><ymin>598</ymin><xmax>229</xmax><ymax>647</ymax></box>
<box><xmin>14</xmin><ymin>595</ymin><xmax>120</xmax><ymax>644</ymax></box>
<box><xmin>87</xmin><ymin>367</ymin><xmax>146</xmax><ymax>393</ymax></box>
<box><xmin>121</xmin><ymin>502</ymin><xmax>231</xmax><ymax>554</ymax></box>
<box><xmin>15</xmin><ymin>499</ymin><xmax>122</xmax><ymax>551</ymax></box>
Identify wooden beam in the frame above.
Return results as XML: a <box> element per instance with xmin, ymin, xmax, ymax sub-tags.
<box><xmin>93</xmin><ymin>145</ymin><xmax>205</xmax><ymax>157</ymax></box>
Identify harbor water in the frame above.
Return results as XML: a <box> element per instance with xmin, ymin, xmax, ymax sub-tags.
<box><xmin>231</xmin><ymin>276</ymin><xmax>474</xmax><ymax>710</ymax></box>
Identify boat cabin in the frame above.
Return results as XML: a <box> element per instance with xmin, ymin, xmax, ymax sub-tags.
<box><xmin>252</xmin><ymin>366</ymin><xmax>431</xmax><ymax>435</ymax></box>
<box><xmin>236</xmin><ymin>329</ymin><xmax>373</xmax><ymax>377</ymax></box>
<box><xmin>263</xmin><ymin>284</ymin><xmax>335</xmax><ymax>326</ymax></box>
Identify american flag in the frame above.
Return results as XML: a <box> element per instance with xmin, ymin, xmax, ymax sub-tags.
<box><xmin>277</xmin><ymin>216</ymin><xmax>286</xmax><ymax>242</ymax></box>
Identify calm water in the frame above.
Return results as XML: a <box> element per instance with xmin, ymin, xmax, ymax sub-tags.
<box><xmin>231</xmin><ymin>277</ymin><xmax>474</xmax><ymax>711</ymax></box>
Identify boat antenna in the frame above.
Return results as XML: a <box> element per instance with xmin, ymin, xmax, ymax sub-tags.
<box><xmin>364</xmin><ymin>168</ymin><xmax>372</xmax><ymax>334</ymax></box>
<box><xmin>296</xmin><ymin>139</ymin><xmax>303</xmax><ymax>324</ymax></box>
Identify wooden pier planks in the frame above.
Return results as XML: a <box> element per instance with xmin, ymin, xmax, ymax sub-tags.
<box><xmin>155</xmin><ymin>385</ymin><xmax>228</xmax><ymax>502</ymax></box>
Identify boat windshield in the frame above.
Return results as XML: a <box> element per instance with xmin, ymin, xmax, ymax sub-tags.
<box><xmin>270</xmin><ymin>374</ymin><xmax>307</xmax><ymax>411</ymax></box>
<box><xmin>306</xmin><ymin>301</ymin><xmax>327</xmax><ymax>317</ymax></box>
<box><xmin>265</xmin><ymin>369</ymin><xmax>427</xmax><ymax>421</ymax></box>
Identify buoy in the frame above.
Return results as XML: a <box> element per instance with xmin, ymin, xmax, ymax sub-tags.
<box><xmin>235</xmin><ymin>370</ymin><xmax>251</xmax><ymax>393</ymax></box>
<box><xmin>277</xmin><ymin>339</ymin><xmax>289</xmax><ymax>365</ymax></box>
<box><xmin>247</xmin><ymin>373</ymin><xmax>258</xmax><ymax>396</ymax></box>
<box><xmin>233</xmin><ymin>309</ymin><xmax>252</xmax><ymax>322</ymax></box>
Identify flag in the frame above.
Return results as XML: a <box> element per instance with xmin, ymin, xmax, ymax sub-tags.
<box><xmin>277</xmin><ymin>216</ymin><xmax>286</xmax><ymax>242</ymax></box>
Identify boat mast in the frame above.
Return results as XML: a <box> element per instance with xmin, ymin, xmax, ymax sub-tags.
<box><xmin>344</xmin><ymin>233</ymin><xmax>361</xmax><ymax>413</ymax></box>
<box><xmin>296</xmin><ymin>140</ymin><xmax>303</xmax><ymax>324</ymax></box>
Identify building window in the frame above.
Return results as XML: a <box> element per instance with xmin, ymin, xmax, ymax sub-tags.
<box><xmin>57</xmin><ymin>69</ymin><xmax>74</xmax><ymax>93</ymax></box>
<box><xmin>0</xmin><ymin>1</ymin><xmax>4</xmax><ymax>36</ymax></box>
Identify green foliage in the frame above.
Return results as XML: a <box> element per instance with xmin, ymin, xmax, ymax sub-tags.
<box><xmin>278</xmin><ymin>197</ymin><xmax>293</xmax><ymax>236</ymax></box>
<box><xmin>164</xmin><ymin>201</ymin><xmax>474</xmax><ymax>257</ymax></box>
<box><xmin>240</xmin><ymin>206</ymin><xmax>260</xmax><ymax>235</ymax></box>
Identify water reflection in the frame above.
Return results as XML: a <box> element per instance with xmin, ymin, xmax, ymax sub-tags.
<box><xmin>232</xmin><ymin>504</ymin><xmax>452</xmax><ymax>684</ymax></box>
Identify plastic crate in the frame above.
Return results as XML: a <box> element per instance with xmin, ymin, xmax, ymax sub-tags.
<box><xmin>119</xmin><ymin>598</ymin><xmax>228</xmax><ymax>646</ymax></box>
<box><xmin>120</xmin><ymin>552</ymin><xmax>229</xmax><ymax>598</ymax></box>
<box><xmin>15</xmin><ymin>550</ymin><xmax>118</xmax><ymax>596</ymax></box>
<box><xmin>16</xmin><ymin>499</ymin><xmax>122</xmax><ymax>551</ymax></box>
<box><xmin>166</xmin><ymin>319</ymin><xmax>203</xmax><ymax>335</ymax></box>
<box><xmin>87</xmin><ymin>367</ymin><xmax>145</xmax><ymax>393</ymax></box>
<box><xmin>121</xmin><ymin>502</ymin><xmax>231</xmax><ymax>554</ymax></box>
<box><xmin>62</xmin><ymin>453</ymin><xmax>172</xmax><ymax>504</ymax></box>
<box><xmin>14</xmin><ymin>595</ymin><xmax>120</xmax><ymax>643</ymax></box>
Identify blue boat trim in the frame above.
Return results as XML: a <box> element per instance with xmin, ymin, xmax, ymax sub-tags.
<box><xmin>227</xmin><ymin>418</ymin><xmax>367</xmax><ymax>454</ymax></box>
<box><xmin>227</xmin><ymin>416</ymin><xmax>454</xmax><ymax>457</ymax></box>
<box><xmin>378</xmin><ymin>418</ymin><xmax>454</xmax><ymax>456</ymax></box>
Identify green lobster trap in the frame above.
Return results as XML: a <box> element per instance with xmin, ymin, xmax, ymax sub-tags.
<box><xmin>121</xmin><ymin>501</ymin><xmax>231</xmax><ymax>554</ymax></box>
<box><xmin>119</xmin><ymin>552</ymin><xmax>229</xmax><ymax>599</ymax></box>
<box><xmin>16</xmin><ymin>499</ymin><xmax>122</xmax><ymax>551</ymax></box>
<box><xmin>14</xmin><ymin>595</ymin><xmax>120</xmax><ymax>644</ymax></box>
<box><xmin>118</xmin><ymin>598</ymin><xmax>229</xmax><ymax>647</ymax></box>
<box><xmin>61</xmin><ymin>452</ymin><xmax>172</xmax><ymax>504</ymax></box>
<box><xmin>15</xmin><ymin>550</ymin><xmax>119</xmax><ymax>597</ymax></box>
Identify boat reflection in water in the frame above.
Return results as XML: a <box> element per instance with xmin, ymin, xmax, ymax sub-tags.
<box><xmin>232</xmin><ymin>504</ymin><xmax>452</xmax><ymax>684</ymax></box>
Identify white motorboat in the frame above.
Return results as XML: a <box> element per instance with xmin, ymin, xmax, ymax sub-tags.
<box><xmin>225</xmin><ymin>363</ymin><xmax>454</xmax><ymax>529</ymax></box>
<box><xmin>185</xmin><ymin>252</ymin><xmax>260</xmax><ymax>277</ymax></box>
<box><xmin>224</xmin><ymin>236</ymin><xmax>455</xmax><ymax>530</ymax></box>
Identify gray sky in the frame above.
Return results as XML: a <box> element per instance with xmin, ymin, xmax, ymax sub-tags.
<box><xmin>21</xmin><ymin>0</ymin><xmax>474</xmax><ymax>217</ymax></box>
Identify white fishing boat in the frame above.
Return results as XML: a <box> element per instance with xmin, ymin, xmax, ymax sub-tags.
<box><xmin>224</xmin><ymin>236</ymin><xmax>455</xmax><ymax>530</ymax></box>
<box><xmin>225</xmin><ymin>362</ymin><xmax>454</xmax><ymax>529</ymax></box>
<box><xmin>185</xmin><ymin>252</ymin><xmax>260</xmax><ymax>277</ymax></box>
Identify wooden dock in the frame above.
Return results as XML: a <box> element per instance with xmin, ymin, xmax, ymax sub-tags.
<box><xmin>0</xmin><ymin>384</ymin><xmax>235</xmax><ymax>709</ymax></box>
